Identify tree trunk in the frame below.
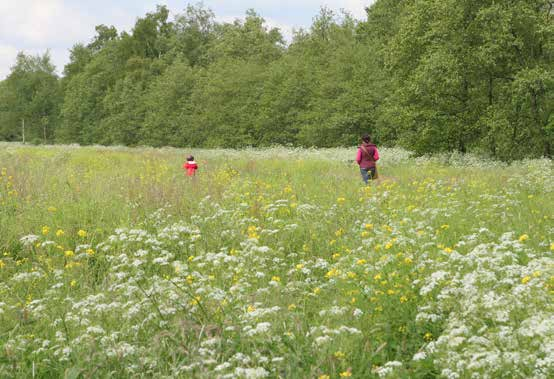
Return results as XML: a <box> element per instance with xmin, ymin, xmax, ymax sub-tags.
<box><xmin>488</xmin><ymin>75</ymin><xmax>493</xmax><ymax>106</ymax></box>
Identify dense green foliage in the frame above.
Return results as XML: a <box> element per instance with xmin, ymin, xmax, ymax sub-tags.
<box><xmin>0</xmin><ymin>1</ymin><xmax>552</xmax><ymax>158</ymax></box>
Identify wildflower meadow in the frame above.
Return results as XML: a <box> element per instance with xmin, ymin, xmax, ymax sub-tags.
<box><xmin>0</xmin><ymin>143</ymin><xmax>552</xmax><ymax>378</ymax></box>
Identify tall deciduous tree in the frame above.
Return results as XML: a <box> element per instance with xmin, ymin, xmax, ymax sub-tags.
<box><xmin>381</xmin><ymin>0</ymin><xmax>553</xmax><ymax>157</ymax></box>
<box><xmin>0</xmin><ymin>52</ymin><xmax>61</xmax><ymax>143</ymax></box>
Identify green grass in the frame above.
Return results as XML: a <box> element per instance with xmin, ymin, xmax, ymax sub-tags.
<box><xmin>0</xmin><ymin>143</ymin><xmax>552</xmax><ymax>378</ymax></box>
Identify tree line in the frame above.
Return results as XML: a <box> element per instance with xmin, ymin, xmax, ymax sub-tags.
<box><xmin>0</xmin><ymin>0</ymin><xmax>552</xmax><ymax>159</ymax></box>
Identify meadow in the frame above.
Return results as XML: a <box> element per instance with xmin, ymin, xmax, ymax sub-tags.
<box><xmin>0</xmin><ymin>143</ymin><xmax>552</xmax><ymax>378</ymax></box>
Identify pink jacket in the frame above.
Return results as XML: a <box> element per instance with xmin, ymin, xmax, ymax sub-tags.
<box><xmin>356</xmin><ymin>143</ymin><xmax>379</xmax><ymax>168</ymax></box>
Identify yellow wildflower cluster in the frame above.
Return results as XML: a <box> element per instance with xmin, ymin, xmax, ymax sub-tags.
<box><xmin>247</xmin><ymin>226</ymin><xmax>259</xmax><ymax>239</ymax></box>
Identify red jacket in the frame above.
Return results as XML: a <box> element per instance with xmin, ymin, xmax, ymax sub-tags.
<box><xmin>183</xmin><ymin>161</ymin><xmax>198</xmax><ymax>176</ymax></box>
<box><xmin>356</xmin><ymin>143</ymin><xmax>379</xmax><ymax>169</ymax></box>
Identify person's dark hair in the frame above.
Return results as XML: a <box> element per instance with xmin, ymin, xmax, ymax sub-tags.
<box><xmin>361</xmin><ymin>134</ymin><xmax>371</xmax><ymax>143</ymax></box>
<box><xmin>187</xmin><ymin>155</ymin><xmax>194</xmax><ymax>161</ymax></box>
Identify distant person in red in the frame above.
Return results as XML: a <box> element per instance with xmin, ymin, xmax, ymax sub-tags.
<box><xmin>183</xmin><ymin>155</ymin><xmax>198</xmax><ymax>177</ymax></box>
<box><xmin>356</xmin><ymin>134</ymin><xmax>379</xmax><ymax>184</ymax></box>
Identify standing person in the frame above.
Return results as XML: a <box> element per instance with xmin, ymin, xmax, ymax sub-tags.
<box><xmin>183</xmin><ymin>155</ymin><xmax>198</xmax><ymax>177</ymax></box>
<box><xmin>356</xmin><ymin>134</ymin><xmax>379</xmax><ymax>184</ymax></box>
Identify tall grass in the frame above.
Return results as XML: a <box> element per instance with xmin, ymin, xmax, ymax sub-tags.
<box><xmin>0</xmin><ymin>143</ymin><xmax>552</xmax><ymax>378</ymax></box>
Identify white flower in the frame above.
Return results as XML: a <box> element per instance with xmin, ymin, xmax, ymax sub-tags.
<box><xmin>20</xmin><ymin>234</ymin><xmax>40</xmax><ymax>246</ymax></box>
<box><xmin>234</xmin><ymin>367</ymin><xmax>269</xmax><ymax>379</ymax></box>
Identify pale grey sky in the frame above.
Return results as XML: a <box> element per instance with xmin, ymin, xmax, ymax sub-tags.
<box><xmin>0</xmin><ymin>0</ymin><xmax>375</xmax><ymax>79</ymax></box>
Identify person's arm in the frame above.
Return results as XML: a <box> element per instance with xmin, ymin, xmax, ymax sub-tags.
<box><xmin>374</xmin><ymin>148</ymin><xmax>379</xmax><ymax>161</ymax></box>
<box><xmin>356</xmin><ymin>148</ymin><xmax>362</xmax><ymax>164</ymax></box>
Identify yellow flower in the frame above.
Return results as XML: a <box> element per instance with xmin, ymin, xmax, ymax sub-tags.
<box><xmin>332</xmin><ymin>253</ymin><xmax>341</xmax><ymax>260</ymax></box>
<box><xmin>296</xmin><ymin>263</ymin><xmax>304</xmax><ymax>270</ymax></box>
<box><xmin>532</xmin><ymin>271</ymin><xmax>541</xmax><ymax>278</ymax></box>
<box><xmin>339</xmin><ymin>370</ymin><xmax>352</xmax><ymax>377</ymax></box>
<box><xmin>47</xmin><ymin>206</ymin><xmax>57</xmax><ymax>212</ymax></box>
<box><xmin>70</xmin><ymin>280</ymin><xmax>77</xmax><ymax>287</ymax></box>
<box><xmin>337</xmin><ymin>197</ymin><xmax>346</xmax><ymax>204</ymax></box>
<box><xmin>288</xmin><ymin>304</ymin><xmax>296</xmax><ymax>311</ymax></box>
<box><xmin>247</xmin><ymin>305</ymin><xmax>256</xmax><ymax>313</ymax></box>
<box><xmin>385</xmin><ymin>241</ymin><xmax>393</xmax><ymax>250</ymax></box>
<box><xmin>404</xmin><ymin>257</ymin><xmax>413</xmax><ymax>264</ymax></box>
<box><xmin>441</xmin><ymin>224</ymin><xmax>449</xmax><ymax>230</ymax></box>
<box><xmin>364</xmin><ymin>223</ymin><xmax>373</xmax><ymax>230</ymax></box>
<box><xmin>271</xmin><ymin>276</ymin><xmax>281</xmax><ymax>282</ymax></box>
<box><xmin>356</xmin><ymin>259</ymin><xmax>367</xmax><ymax>265</ymax></box>
<box><xmin>373</xmin><ymin>273</ymin><xmax>382</xmax><ymax>281</ymax></box>
<box><xmin>325</xmin><ymin>268</ymin><xmax>340</xmax><ymax>279</ymax></box>
<box><xmin>77</xmin><ymin>229</ymin><xmax>87</xmax><ymax>238</ymax></box>
<box><xmin>188</xmin><ymin>255</ymin><xmax>195</xmax><ymax>262</ymax></box>
<box><xmin>319</xmin><ymin>376</ymin><xmax>330</xmax><ymax>379</ymax></box>
<box><xmin>550</xmin><ymin>242</ymin><xmax>554</xmax><ymax>251</ymax></box>
<box><xmin>313</xmin><ymin>287</ymin><xmax>321</xmax><ymax>295</ymax></box>
<box><xmin>335</xmin><ymin>228</ymin><xmax>344</xmax><ymax>237</ymax></box>
<box><xmin>55</xmin><ymin>229</ymin><xmax>64</xmax><ymax>237</ymax></box>
<box><xmin>189</xmin><ymin>296</ymin><xmax>201</xmax><ymax>306</ymax></box>
<box><xmin>186</xmin><ymin>275</ymin><xmax>194</xmax><ymax>284</ymax></box>
<box><xmin>347</xmin><ymin>272</ymin><xmax>357</xmax><ymax>279</ymax></box>
<box><xmin>400</xmin><ymin>296</ymin><xmax>408</xmax><ymax>303</ymax></box>
<box><xmin>247</xmin><ymin>225</ymin><xmax>259</xmax><ymax>239</ymax></box>
<box><xmin>41</xmin><ymin>226</ymin><xmax>50</xmax><ymax>236</ymax></box>
<box><xmin>334</xmin><ymin>351</ymin><xmax>345</xmax><ymax>359</ymax></box>
<box><xmin>64</xmin><ymin>250</ymin><xmax>74</xmax><ymax>258</ymax></box>
<box><xmin>361</xmin><ymin>231</ymin><xmax>370</xmax><ymax>238</ymax></box>
<box><xmin>521</xmin><ymin>276</ymin><xmax>531</xmax><ymax>284</ymax></box>
<box><xmin>424</xmin><ymin>332</ymin><xmax>433</xmax><ymax>341</ymax></box>
<box><xmin>443</xmin><ymin>247</ymin><xmax>453</xmax><ymax>254</ymax></box>
<box><xmin>85</xmin><ymin>248</ymin><xmax>94</xmax><ymax>256</ymax></box>
<box><xmin>0</xmin><ymin>260</ymin><xmax>5</xmax><ymax>269</ymax></box>
<box><xmin>518</xmin><ymin>234</ymin><xmax>529</xmax><ymax>242</ymax></box>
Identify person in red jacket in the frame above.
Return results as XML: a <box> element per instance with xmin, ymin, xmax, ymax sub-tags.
<box><xmin>183</xmin><ymin>155</ymin><xmax>198</xmax><ymax>177</ymax></box>
<box><xmin>356</xmin><ymin>134</ymin><xmax>379</xmax><ymax>184</ymax></box>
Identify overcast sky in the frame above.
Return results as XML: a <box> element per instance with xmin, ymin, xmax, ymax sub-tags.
<box><xmin>0</xmin><ymin>0</ymin><xmax>375</xmax><ymax>80</ymax></box>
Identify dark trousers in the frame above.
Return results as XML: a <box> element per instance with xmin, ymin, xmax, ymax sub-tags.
<box><xmin>360</xmin><ymin>167</ymin><xmax>376</xmax><ymax>184</ymax></box>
